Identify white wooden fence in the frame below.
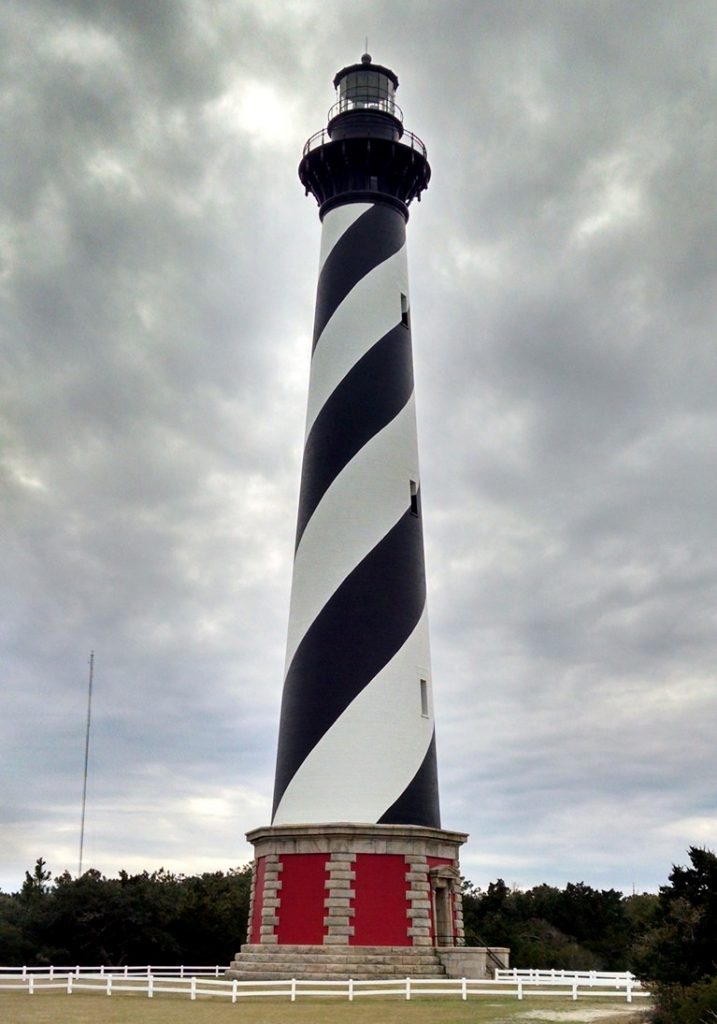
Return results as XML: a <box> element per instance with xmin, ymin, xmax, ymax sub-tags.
<box><xmin>0</xmin><ymin>966</ymin><xmax>648</xmax><ymax>1003</ymax></box>
<box><xmin>0</xmin><ymin>964</ymin><xmax>225</xmax><ymax>980</ymax></box>
<box><xmin>496</xmin><ymin>968</ymin><xmax>638</xmax><ymax>987</ymax></box>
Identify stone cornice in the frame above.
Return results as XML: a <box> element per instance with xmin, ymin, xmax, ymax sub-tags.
<box><xmin>247</xmin><ymin>822</ymin><xmax>468</xmax><ymax>845</ymax></box>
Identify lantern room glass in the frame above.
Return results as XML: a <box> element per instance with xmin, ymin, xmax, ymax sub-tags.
<box><xmin>337</xmin><ymin>69</ymin><xmax>398</xmax><ymax>117</ymax></box>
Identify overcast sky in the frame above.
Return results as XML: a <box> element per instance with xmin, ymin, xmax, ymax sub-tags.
<box><xmin>2</xmin><ymin>0</ymin><xmax>716</xmax><ymax>899</ymax></box>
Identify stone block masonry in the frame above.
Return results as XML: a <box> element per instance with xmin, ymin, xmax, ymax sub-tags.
<box><xmin>240</xmin><ymin>822</ymin><xmax>466</xmax><ymax>951</ymax></box>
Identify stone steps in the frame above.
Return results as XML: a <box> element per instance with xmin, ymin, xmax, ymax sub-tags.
<box><xmin>235</xmin><ymin>946</ymin><xmax>442</xmax><ymax>962</ymax></box>
<box><xmin>227</xmin><ymin>944</ymin><xmax>448</xmax><ymax>981</ymax></box>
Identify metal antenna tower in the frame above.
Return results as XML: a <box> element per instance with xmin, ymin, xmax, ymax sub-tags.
<box><xmin>78</xmin><ymin>650</ymin><xmax>94</xmax><ymax>877</ymax></box>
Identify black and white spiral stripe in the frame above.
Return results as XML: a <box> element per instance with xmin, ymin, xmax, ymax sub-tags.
<box><xmin>272</xmin><ymin>201</ymin><xmax>440</xmax><ymax>829</ymax></box>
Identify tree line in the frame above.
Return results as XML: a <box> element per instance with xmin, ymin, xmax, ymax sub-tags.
<box><xmin>1</xmin><ymin>847</ymin><xmax>714</xmax><ymax>1022</ymax></box>
<box><xmin>462</xmin><ymin>876</ymin><xmax>657</xmax><ymax>971</ymax></box>
<box><xmin>0</xmin><ymin>860</ymin><xmax>251</xmax><ymax>966</ymax></box>
<box><xmin>461</xmin><ymin>846</ymin><xmax>716</xmax><ymax>1023</ymax></box>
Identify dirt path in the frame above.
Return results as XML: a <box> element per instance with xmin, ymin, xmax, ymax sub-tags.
<box><xmin>516</xmin><ymin>1007</ymin><xmax>651</xmax><ymax>1022</ymax></box>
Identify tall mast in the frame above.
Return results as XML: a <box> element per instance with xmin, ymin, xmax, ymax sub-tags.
<box><xmin>78</xmin><ymin>649</ymin><xmax>94</xmax><ymax>877</ymax></box>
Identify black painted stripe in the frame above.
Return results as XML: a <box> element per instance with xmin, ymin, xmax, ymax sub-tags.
<box><xmin>312</xmin><ymin>203</ymin><xmax>406</xmax><ymax>351</ymax></box>
<box><xmin>296</xmin><ymin>322</ymin><xmax>413</xmax><ymax>550</ymax></box>
<box><xmin>378</xmin><ymin>731</ymin><xmax>441</xmax><ymax>829</ymax></box>
<box><xmin>272</xmin><ymin>502</ymin><xmax>427</xmax><ymax>819</ymax></box>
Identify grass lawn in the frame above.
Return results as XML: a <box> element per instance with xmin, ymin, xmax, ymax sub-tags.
<box><xmin>0</xmin><ymin>991</ymin><xmax>651</xmax><ymax>1024</ymax></box>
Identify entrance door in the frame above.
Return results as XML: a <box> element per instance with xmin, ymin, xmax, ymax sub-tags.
<box><xmin>434</xmin><ymin>884</ymin><xmax>453</xmax><ymax>945</ymax></box>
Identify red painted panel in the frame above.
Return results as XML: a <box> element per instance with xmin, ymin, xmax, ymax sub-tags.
<box><xmin>277</xmin><ymin>853</ymin><xmax>329</xmax><ymax>945</ymax></box>
<box><xmin>427</xmin><ymin>856</ymin><xmax>455</xmax><ymax>942</ymax></box>
<box><xmin>249</xmin><ymin>856</ymin><xmax>267</xmax><ymax>943</ymax></box>
<box><xmin>351</xmin><ymin>853</ymin><xmax>410</xmax><ymax>946</ymax></box>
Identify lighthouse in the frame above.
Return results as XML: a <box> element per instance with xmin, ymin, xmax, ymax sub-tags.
<box><xmin>275</xmin><ymin>53</ymin><xmax>438</xmax><ymax>833</ymax></box>
<box><xmin>228</xmin><ymin>54</ymin><xmax>504</xmax><ymax>981</ymax></box>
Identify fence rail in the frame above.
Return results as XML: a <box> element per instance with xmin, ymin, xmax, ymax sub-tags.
<box><xmin>495</xmin><ymin>970</ymin><xmax>635</xmax><ymax>978</ymax></box>
<box><xmin>0</xmin><ymin>967</ymin><xmax>648</xmax><ymax>1003</ymax></box>
<box><xmin>496</xmin><ymin>968</ymin><xmax>638</xmax><ymax>986</ymax></box>
<box><xmin>0</xmin><ymin>964</ymin><xmax>225</xmax><ymax>979</ymax></box>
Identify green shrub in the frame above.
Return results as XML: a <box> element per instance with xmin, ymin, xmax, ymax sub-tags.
<box><xmin>649</xmin><ymin>978</ymin><xmax>717</xmax><ymax>1024</ymax></box>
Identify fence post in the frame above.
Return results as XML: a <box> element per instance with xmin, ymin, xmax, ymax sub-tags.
<box><xmin>461</xmin><ymin>977</ymin><xmax>467</xmax><ymax>1001</ymax></box>
<box><xmin>348</xmin><ymin>977</ymin><xmax>354</xmax><ymax>1002</ymax></box>
<box><xmin>106</xmin><ymin>976</ymin><xmax>112</xmax><ymax>996</ymax></box>
<box><xmin>626</xmin><ymin>977</ymin><xmax>633</xmax><ymax>1003</ymax></box>
<box><xmin>232</xmin><ymin>978</ymin><xmax>238</xmax><ymax>1004</ymax></box>
<box><xmin>180</xmin><ymin>965</ymin><xmax>184</xmax><ymax>979</ymax></box>
<box><xmin>147</xmin><ymin>974</ymin><xmax>154</xmax><ymax>999</ymax></box>
<box><xmin>28</xmin><ymin>976</ymin><xmax>34</xmax><ymax>996</ymax></box>
<box><xmin>49</xmin><ymin>965</ymin><xmax>54</xmax><ymax>981</ymax></box>
<box><xmin>124</xmin><ymin>965</ymin><xmax>128</xmax><ymax>979</ymax></box>
<box><xmin>572</xmin><ymin>978</ymin><xmax>578</xmax><ymax>1001</ymax></box>
<box><xmin>191</xmin><ymin>977</ymin><xmax>197</xmax><ymax>1001</ymax></box>
<box><xmin>405</xmin><ymin>977</ymin><xmax>411</xmax><ymax>1001</ymax></box>
<box><xmin>22</xmin><ymin>965</ymin><xmax>27</xmax><ymax>980</ymax></box>
<box><xmin>67</xmin><ymin>974</ymin><xmax>73</xmax><ymax>995</ymax></box>
<box><xmin>290</xmin><ymin>978</ymin><xmax>297</xmax><ymax>1002</ymax></box>
<box><xmin>517</xmin><ymin>979</ymin><xmax>523</xmax><ymax>1001</ymax></box>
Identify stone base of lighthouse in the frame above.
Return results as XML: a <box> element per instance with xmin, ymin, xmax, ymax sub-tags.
<box><xmin>226</xmin><ymin>823</ymin><xmax>509</xmax><ymax>980</ymax></box>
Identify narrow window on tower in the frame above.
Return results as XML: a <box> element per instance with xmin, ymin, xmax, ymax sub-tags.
<box><xmin>410</xmin><ymin>479</ymin><xmax>419</xmax><ymax>517</ymax></box>
<box><xmin>420</xmin><ymin>678</ymin><xmax>429</xmax><ymax>717</ymax></box>
<box><xmin>369</xmin><ymin>174</ymin><xmax>378</xmax><ymax>190</ymax></box>
<box><xmin>401</xmin><ymin>293</ymin><xmax>410</xmax><ymax>328</ymax></box>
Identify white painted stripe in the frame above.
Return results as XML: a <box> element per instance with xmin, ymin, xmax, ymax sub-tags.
<box><xmin>273</xmin><ymin>609</ymin><xmax>434</xmax><ymax>825</ymax></box>
<box><xmin>306</xmin><ymin>247</ymin><xmax>408</xmax><ymax>435</ymax></box>
<box><xmin>318</xmin><ymin>203</ymin><xmax>373</xmax><ymax>272</ymax></box>
<box><xmin>285</xmin><ymin>396</ymin><xmax>420</xmax><ymax>672</ymax></box>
